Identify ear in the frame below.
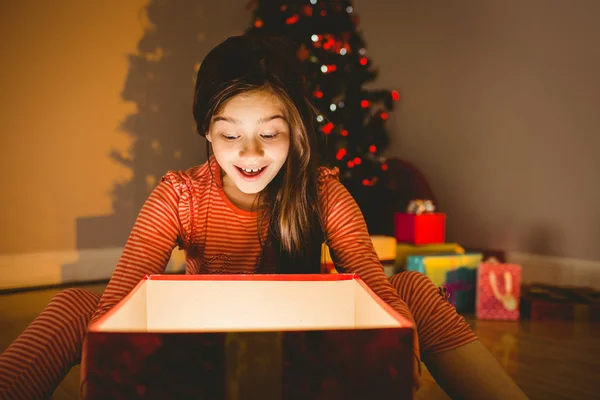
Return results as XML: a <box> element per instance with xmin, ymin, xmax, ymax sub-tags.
<box><xmin>205</xmin><ymin>131</ymin><xmax>212</xmax><ymax>143</ymax></box>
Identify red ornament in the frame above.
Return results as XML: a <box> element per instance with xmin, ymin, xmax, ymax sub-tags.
<box><xmin>302</xmin><ymin>5</ymin><xmax>313</xmax><ymax>16</ymax></box>
<box><xmin>321</xmin><ymin>10</ymin><xmax>327</xmax><ymax>16</ymax></box>
<box><xmin>347</xmin><ymin>160</ymin><xmax>355</xmax><ymax>168</ymax></box>
<box><xmin>340</xmin><ymin>129</ymin><xmax>348</xmax><ymax>137</ymax></box>
<box><xmin>369</xmin><ymin>145</ymin><xmax>377</xmax><ymax>153</ymax></box>
<box><xmin>297</xmin><ymin>44</ymin><xmax>310</xmax><ymax>61</ymax></box>
<box><xmin>321</xmin><ymin>122</ymin><xmax>334</xmax><ymax>135</ymax></box>
<box><xmin>359</xmin><ymin>57</ymin><xmax>368</xmax><ymax>66</ymax></box>
<box><xmin>380</xmin><ymin>112</ymin><xmax>388</xmax><ymax>120</ymax></box>
<box><xmin>313</xmin><ymin>90</ymin><xmax>323</xmax><ymax>98</ymax></box>
<box><xmin>391</xmin><ymin>90</ymin><xmax>400</xmax><ymax>101</ymax></box>
<box><xmin>286</xmin><ymin>14</ymin><xmax>299</xmax><ymax>25</ymax></box>
<box><xmin>254</xmin><ymin>19</ymin><xmax>263</xmax><ymax>28</ymax></box>
<box><xmin>362</xmin><ymin>178</ymin><xmax>370</xmax><ymax>186</ymax></box>
<box><xmin>381</xmin><ymin>163</ymin><xmax>389</xmax><ymax>171</ymax></box>
<box><xmin>360</xmin><ymin>100</ymin><xmax>370</xmax><ymax>108</ymax></box>
<box><xmin>354</xmin><ymin>157</ymin><xmax>362</xmax><ymax>165</ymax></box>
<box><xmin>336</xmin><ymin>148</ymin><xmax>347</xmax><ymax>160</ymax></box>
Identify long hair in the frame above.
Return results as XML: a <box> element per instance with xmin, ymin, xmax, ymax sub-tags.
<box><xmin>193</xmin><ymin>35</ymin><xmax>324</xmax><ymax>274</ymax></box>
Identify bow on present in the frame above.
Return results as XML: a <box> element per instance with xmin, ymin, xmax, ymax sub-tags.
<box><xmin>406</xmin><ymin>199</ymin><xmax>436</xmax><ymax>215</ymax></box>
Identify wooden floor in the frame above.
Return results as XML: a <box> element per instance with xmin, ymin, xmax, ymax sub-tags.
<box><xmin>1</xmin><ymin>284</ymin><xmax>599</xmax><ymax>399</ymax></box>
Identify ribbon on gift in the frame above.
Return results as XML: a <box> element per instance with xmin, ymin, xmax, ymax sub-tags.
<box><xmin>406</xmin><ymin>199</ymin><xmax>436</xmax><ymax>215</ymax></box>
<box><xmin>444</xmin><ymin>281</ymin><xmax>474</xmax><ymax>293</ymax></box>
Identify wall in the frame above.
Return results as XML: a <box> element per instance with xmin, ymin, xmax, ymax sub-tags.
<box><xmin>0</xmin><ymin>0</ymin><xmax>249</xmax><ymax>289</ymax></box>
<box><xmin>1</xmin><ymin>0</ymin><xmax>599</xmax><ymax>289</ymax></box>
<box><xmin>355</xmin><ymin>0</ymin><xmax>600</xmax><ymax>262</ymax></box>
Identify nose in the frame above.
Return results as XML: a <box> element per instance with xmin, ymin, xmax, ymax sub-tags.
<box><xmin>239</xmin><ymin>136</ymin><xmax>264</xmax><ymax>160</ymax></box>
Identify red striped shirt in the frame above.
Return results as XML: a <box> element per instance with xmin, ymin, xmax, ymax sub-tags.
<box><xmin>89</xmin><ymin>157</ymin><xmax>420</xmax><ymax>355</ymax></box>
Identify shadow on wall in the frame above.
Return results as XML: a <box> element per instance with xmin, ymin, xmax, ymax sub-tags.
<box><xmin>61</xmin><ymin>0</ymin><xmax>250</xmax><ymax>283</ymax></box>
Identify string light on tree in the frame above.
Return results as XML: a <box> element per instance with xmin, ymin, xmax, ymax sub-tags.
<box><xmin>360</xmin><ymin>100</ymin><xmax>370</xmax><ymax>108</ymax></box>
<box><xmin>321</xmin><ymin>122</ymin><xmax>334</xmax><ymax>134</ymax></box>
<box><xmin>310</xmin><ymin>0</ymin><xmax>317</xmax><ymax>4</ymax></box>
<box><xmin>286</xmin><ymin>14</ymin><xmax>299</xmax><ymax>24</ymax></box>
<box><xmin>330</xmin><ymin>104</ymin><xmax>337</xmax><ymax>111</ymax></box>
<box><xmin>346</xmin><ymin>6</ymin><xmax>353</xmax><ymax>13</ymax></box>
<box><xmin>316</xmin><ymin>115</ymin><xmax>324</xmax><ymax>122</ymax></box>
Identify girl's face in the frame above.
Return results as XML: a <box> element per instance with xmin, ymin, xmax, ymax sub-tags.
<box><xmin>206</xmin><ymin>91</ymin><xmax>291</xmax><ymax>195</ymax></box>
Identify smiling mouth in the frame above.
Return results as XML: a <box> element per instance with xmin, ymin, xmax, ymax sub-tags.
<box><xmin>235</xmin><ymin>165</ymin><xmax>268</xmax><ymax>179</ymax></box>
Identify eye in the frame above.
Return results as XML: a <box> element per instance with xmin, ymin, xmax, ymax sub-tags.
<box><xmin>261</xmin><ymin>132</ymin><xmax>281</xmax><ymax>140</ymax></box>
<box><xmin>220</xmin><ymin>134</ymin><xmax>239</xmax><ymax>141</ymax></box>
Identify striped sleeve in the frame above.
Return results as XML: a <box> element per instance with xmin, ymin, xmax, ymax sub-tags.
<box><xmin>89</xmin><ymin>171</ymin><xmax>190</xmax><ymax>324</ymax></box>
<box><xmin>319</xmin><ymin>173</ymin><xmax>420</xmax><ymax>359</ymax></box>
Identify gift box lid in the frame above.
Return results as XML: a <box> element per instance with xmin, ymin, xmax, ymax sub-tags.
<box><xmin>89</xmin><ymin>273</ymin><xmax>413</xmax><ymax>333</ymax></box>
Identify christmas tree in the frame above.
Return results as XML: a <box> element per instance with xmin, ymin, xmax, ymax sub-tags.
<box><xmin>245</xmin><ymin>0</ymin><xmax>401</xmax><ymax>233</ymax></box>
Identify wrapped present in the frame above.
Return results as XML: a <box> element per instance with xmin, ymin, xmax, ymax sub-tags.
<box><xmin>394</xmin><ymin>212</ymin><xmax>446</xmax><ymax>245</ymax></box>
<box><xmin>445</xmin><ymin>267</ymin><xmax>477</xmax><ymax>313</ymax></box>
<box><xmin>520</xmin><ymin>284</ymin><xmax>600</xmax><ymax>322</ymax></box>
<box><xmin>321</xmin><ymin>235</ymin><xmax>397</xmax><ymax>277</ymax></box>
<box><xmin>84</xmin><ymin>274</ymin><xmax>414</xmax><ymax>399</ymax></box>
<box><xmin>476</xmin><ymin>262</ymin><xmax>521</xmax><ymax>320</ymax></box>
<box><xmin>406</xmin><ymin>253</ymin><xmax>483</xmax><ymax>287</ymax></box>
<box><xmin>395</xmin><ymin>242</ymin><xmax>465</xmax><ymax>271</ymax></box>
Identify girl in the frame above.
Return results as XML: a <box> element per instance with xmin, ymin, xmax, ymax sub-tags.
<box><xmin>0</xmin><ymin>35</ymin><xmax>527</xmax><ymax>399</ymax></box>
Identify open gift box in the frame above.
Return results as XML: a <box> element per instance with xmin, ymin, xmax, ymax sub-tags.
<box><xmin>84</xmin><ymin>274</ymin><xmax>414</xmax><ymax>399</ymax></box>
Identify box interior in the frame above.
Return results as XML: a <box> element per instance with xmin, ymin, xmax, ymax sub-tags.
<box><xmin>95</xmin><ymin>279</ymin><xmax>408</xmax><ymax>332</ymax></box>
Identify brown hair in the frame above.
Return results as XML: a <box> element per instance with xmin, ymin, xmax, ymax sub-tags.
<box><xmin>193</xmin><ymin>35</ymin><xmax>324</xmax><ymax>273</ymax></box>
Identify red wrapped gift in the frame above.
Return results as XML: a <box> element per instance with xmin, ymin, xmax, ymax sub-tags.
<box><xmin>520</xmin><ymin>284</ymin><xmax>600</xmax><ymax>322</ymax></box>
<box><xmin>394</xmin><ymin>213</ymin><xmax>445</xmax><ymax>245</ymax></box>
<box><xmin>84</xmin><ymin>274</ymin><xmax>414</xmax><ymax>399</ymax></box>
<box><xmin>476</xmin><ymin>263</ymin><xmax>522</xmax><ymax>321</ymax></box>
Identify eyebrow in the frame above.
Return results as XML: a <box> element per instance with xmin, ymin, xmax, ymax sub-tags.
<box><xmin>212</xmin><ymin>115</ymin><xmax>286</xmax><ymax>124</ymax></box>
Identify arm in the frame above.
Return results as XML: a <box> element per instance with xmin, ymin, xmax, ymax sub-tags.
<box><xmin>81</xmin><ymin>172</ymin><xmax>188</xmax><ymax>389</ymax></box>
<box><xmin>89</xmin><ymin>172</ymin><xmax>188</xmax><ymax>323</ymax></box>
<box><xmin>320</xmin><ymin>178</ymin><xmax>421</xmax><ymax>387</ymax></box>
